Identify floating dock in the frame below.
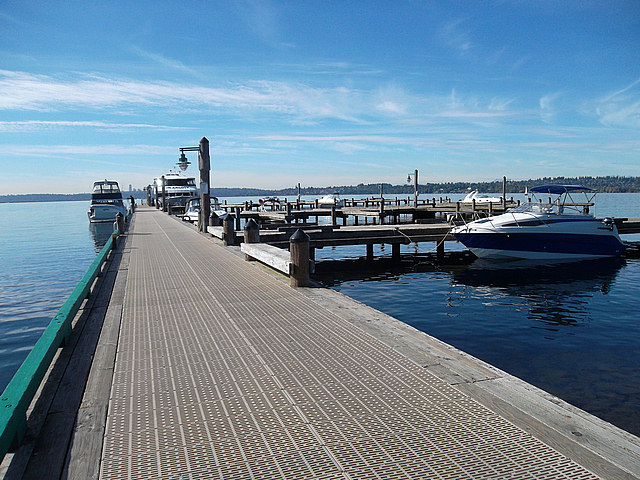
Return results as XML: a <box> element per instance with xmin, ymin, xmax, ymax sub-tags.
<box><xmin>2</xmin><ymin>207</ymin><xmax>640</xmax><ymax>479</ymax></box>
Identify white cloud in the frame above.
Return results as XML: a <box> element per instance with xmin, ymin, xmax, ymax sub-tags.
<box><xmin>0</xmin><ymin>120</ymin><xmax>189</xmax><ymax>132</ymax></box>
<box><xmin>539</xmin><ymin>93</ymin><xmax>561</xmax><ymax>123</ymax></box>
<box><xmin>596</xmin><ymin>77</ymin><xmax>640</xmax><ymax>128</ymax></box>
<box><xmin>440</xmin><ymin>19</ymin><xmax>473</xmax><ymax>55</ymax></box>
<box><xmin>0</xmin><ymin>70</ymin><xmax>529</xmax><ymax>128</ymax></box>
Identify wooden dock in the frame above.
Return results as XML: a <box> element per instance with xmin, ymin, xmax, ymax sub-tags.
<box><xmin>220</xmin><ymin>196</ymin><xmax>519</xmax><ymax>227</ymax></box>
<box><xmin>3</xmin><ymin>207</ymin><xmax>640</xmax><ymax>479</ymax></box>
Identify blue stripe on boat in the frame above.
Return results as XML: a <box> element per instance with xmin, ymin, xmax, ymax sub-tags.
<box><xmin>453</xmin><ymin>232</ymin><xmax>626</xmax><ymax>257</ymax></box>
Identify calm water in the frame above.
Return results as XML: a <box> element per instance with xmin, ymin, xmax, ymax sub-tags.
<box><xmin>1</xmin><ymin>195</ymin><xmax>639</xmax><ymax>438</ymax></box>
<box><xmin>0</xmin><ymin>201</ymin><xmax>107</xmax><ymax>392</ymax></box>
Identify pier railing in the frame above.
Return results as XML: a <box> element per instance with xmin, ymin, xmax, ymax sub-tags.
<box><xmin>0</xmin><ymin>215</ymin><xmax>128</xmax><ymax>461</ymax></box>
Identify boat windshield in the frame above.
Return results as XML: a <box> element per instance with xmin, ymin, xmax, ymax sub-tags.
<box><xmin>509</xmin><ymin>201</ymin><xmax>590</xmax><ymax>216</ymax></box>
<box><xmin>92</xmin><ymin>182</ymin><xmax>120</xmax><ymax>194</ymax></box>
<box><xmin>166</xmin><ymin>178</ymin><xmax>196</xmax><ymax>186</ymax></box>
<box><xmin>511</xmin><ymin>185</ymin><xmax>596</xmax><ymax>216</ymax></box>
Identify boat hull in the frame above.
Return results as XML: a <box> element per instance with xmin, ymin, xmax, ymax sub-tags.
<box><xmin>454</xmin><ymin>231</ymin><xmax>626</xmax><ymax>259</ymax></box>
<box><xmin>88</xmin><ymin>204</ymin><xmax>127</xmax><ymax>222</ymax></box>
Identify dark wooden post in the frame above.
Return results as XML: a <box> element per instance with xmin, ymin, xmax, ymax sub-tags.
<box><xmin>223</xmin><ymin>215</ymin><xmax>235</xmax><ymax>246</ymax></box>
<box><xmin>366</xmin><ymin>243</ymin><xmax>374</xmax><ymax>262</ymax></box>
<box><xmin>437</xmin><ymin>238</ymin><xmax>445</xmax><ymax>261</ymax></box>
<box><xmin>502</xmin><ymin>175</ymin><xmax>507</xmax><ymax>206</ymax></box>
<box><xmin>379</xmin><ymin>184</ymin><xmax>385</xmax><ymax>225</ymax></box>
<box><xmin>243</xmin><ymin>219</ymin><xmax>260</xmax><ymax>261</ymax></box>
<box><xmin>392</xmin><ymin>243</ymin><xmax>400</xmax><ymax>263</ymax></box>
<box><xmin>290</xmin><ymin>229</ymin><xmax>310</xmax><ymax>287</ymax></box>
<box><xmin>234</xmin><ymin>207</ymin><xmax>241</xmax><ymax>230</ymax></box>
<box><xmin>161</xmin><ymin>175</ymin><xmax>166</xmax><ymax>212</ymax></box>
<box><xmin>413</xmin><ymin>169</ymin><xmax>418</xmax><ymax>207</ymax></box>
<box><xmin>198</xmin><ymin>137</ymin><xmax>210</xmax><ymax>232</ymax></box>
<box><xmin>115</xmin><ymin>212</ymin><xmax>125</xmax><ymax>234</ymax></box>
<box><xmin>331</xmin><ymin>205</ymin><xmax>337</xmax><ymax>226</ymax></box>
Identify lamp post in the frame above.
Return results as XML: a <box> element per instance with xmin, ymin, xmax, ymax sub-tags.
<box><xmin>407</xmin><ymin>169</ymin><xmax>418</xmax><ymax>207</ymax></box>
<box><xmin>179</xmin><ymin>137</ymin><xmax>210</xmax><ymax>232</ymax></box>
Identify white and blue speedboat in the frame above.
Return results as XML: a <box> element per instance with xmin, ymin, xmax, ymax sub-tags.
<box><xmin>452</xmin><ymin>185</ymin><xmax>626</xmax><ymax>260</ymax></box>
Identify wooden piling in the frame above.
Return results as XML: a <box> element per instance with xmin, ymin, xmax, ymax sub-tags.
<box><xmin>223</xmin><ymin>215</ymin><xmax>236</xmax><ymax>246</ymax></box>
<box><xmin>366</xmin><ymin>243</ymin><xmax>374</xmax><ymax>262</ymax></box>
<box><xmin>243</xmin><ymin>219</ymin><xmax>260</xmax><ymax>261</ymax></box>
<box><xmin>161</xmin><ymin>175</ymin><xmax>166</xmax><ymax>212</ymax></box>
<box><xmin>115</xmin><ymin>212</ymin><xmax>125</xmax><ymax>234</ymax></box>
<box><xmin>392</xmin><ymin>243</ymin><xmax>400</xmax><ymax>263</ymax></box>
<box><xmin>234</xmin><ymin>207</ymin><xmax>241</xmax><ymax>230</ymax></box>
<box><xmin>289</xmin><ymin>229</ymin><xmax>310</xmax><ymax>287</ymax></box>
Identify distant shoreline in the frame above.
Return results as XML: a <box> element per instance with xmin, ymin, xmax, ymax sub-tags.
<box><xmin>2</xmin><ymin>176</ymin><xmax>640</xmax><ymax>203</ymax></box>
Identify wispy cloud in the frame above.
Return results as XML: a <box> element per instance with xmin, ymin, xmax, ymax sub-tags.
<box><xmin>596</xmin><ymin>77</ymin><xmax>640</xmax><ymax>128</ymax></box>
<box><xmin>128</xmin><ymin>46</ymin><xmax>201</xmax><ymax>78</ymax></box>
<box><xmin>0</xmin><ymin>70</ymin><xmax>527</xmax><ymax>128</ymax></box>
<box><xmin>0</xmin><ymin>120</ymin><xmax>189</xmax><ymax>132</ymax></box>
<box><xmin>439</xmin><ymin>19</ymin><xmax>473</xmax><ymax>55</ymax></box>
<box><xmin>539</xmin><ymin>93</ymin><xmax>561</xmax><ymax>123</ymax></box>
<box><xmin>5</xmin><ymin>143</ymin><xmax>171</xmax><ymax>157</ymax></box>
<box><xmin>235</xmin><ymin>0</ymin><xmax>294</xmax><ymax>50</ymax></box>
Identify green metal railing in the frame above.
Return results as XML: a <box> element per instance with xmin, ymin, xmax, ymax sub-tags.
<box><xmin>0</xmin><ymin>214</ymin><xmax>128</xmax><ymax>461</ymax></box>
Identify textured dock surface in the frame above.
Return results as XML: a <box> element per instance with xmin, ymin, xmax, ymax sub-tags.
<box><xmin>99</xmin><ymin>208</ymin><xmax>608</xmax><ymax>479</ymax></box>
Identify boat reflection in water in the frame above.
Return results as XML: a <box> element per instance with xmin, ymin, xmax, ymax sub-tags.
<box><xmin>452</xmin><ymin>257</ymin><xmax>624</xmax><ymax>328</ymax></box>
<box><xmin>89</xmin><ymin>221</ymin><xmax>115</xmax><ymax>253</ymax></box>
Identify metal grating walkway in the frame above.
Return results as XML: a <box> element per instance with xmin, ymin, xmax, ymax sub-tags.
<box><xmin>100</xmin><ymin>208</ymin><xmax>598</xmax><ymax>479</ymax></box>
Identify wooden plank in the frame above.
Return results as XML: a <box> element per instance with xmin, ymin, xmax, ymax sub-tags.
<box><xmin>297</xmin><ymin>285</ymin><xmax>640</xmax><ymax>480</ymax></box>
<box><xmin>240</xmin><ymin>243</ymin><xmax>291</xmax><ymax>274</ymax></box>
<box><xmin>63</xmin><ymin>219</ymin><xmax>131</xmax><ymax>480</ymax></box>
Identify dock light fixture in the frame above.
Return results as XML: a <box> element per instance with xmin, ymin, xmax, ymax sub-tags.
<box><xmin>177</xmin><ymin>148</ymin><xmax>197</xmax><ymax>171</ymax></box>
<box><xmin>179</xmin><ymin>138</ymin><xmax>211</xmax><ymax>232</ymax></box>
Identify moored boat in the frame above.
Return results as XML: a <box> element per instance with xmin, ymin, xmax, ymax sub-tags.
<box><xmin>181</xmin><ymin>196</ymin><xmax>228</xmax><ymax>225</ymax></box>
<box><xmin>451</xmin><ymin>185</ymin><xmax>626</xmax><ymax>260</ymax></box>
<box><xmin>318</xmin><ymin>193</ymin><xmax>343</xmax><ymax>207</ymax></box>
<box><xmin>87</xmin><ymin>180</ymin><xmax>128</xmax><ymax>222</ymax></box>
<box><xmin>153</xmin><ymin>170</ymin><xmax>198</xmax><ymax>213</ymax></box>
<box><xmin>461</xmin><ymin>189</ymin><xmax>503</xmax><ymax>204</ymax></box>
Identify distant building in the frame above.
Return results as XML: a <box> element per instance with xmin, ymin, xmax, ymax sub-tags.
<box><xmin>129</xmin><ymin>184</ymin><xmax>132</xmax><ymax>192</ymax></box>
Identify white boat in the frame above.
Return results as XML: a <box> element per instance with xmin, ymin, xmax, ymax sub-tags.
<box><xmin>181</xmin><ymin>196</ymin><xmax>228</xmax><ymax>225</ymax></box>
<box><xmin>461</xmin><ymin>189</ymin><xmax>503</xmax><ymax>204</ymax></box>
<box><xmin>87</xmin><ymin>180</ymin><xmax>128</xmax><ymax>222</ymax></box>
<box><xmin>452</xmin><ymin>185</ymin><xmax>626</xmax><ymax>260</ymax></box>
<box><xmin>318</xmin><ymin>193</ymin><xmax>343</xmax><ymax>207</ymax></box>
<box><xmin>154</xmin><ymin>170</ymin><xmax>198</xmax><ymax>213</ymax></box>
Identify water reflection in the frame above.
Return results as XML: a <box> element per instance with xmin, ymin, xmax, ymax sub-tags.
<box><xmin>453</xmin><ymin>258</ymin><xmax>624</xmax><ymax>327</ymax></box>
<box><xmin>89</xmin><ymin>221</ymin><xmax>115</xmax><ymax>253</ymax></box>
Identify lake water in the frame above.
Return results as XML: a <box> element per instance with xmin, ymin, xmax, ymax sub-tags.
<box><xmin>0</xmin><ymin>194</ymin><xmax>639</xmax><ymax>437</ymax></box>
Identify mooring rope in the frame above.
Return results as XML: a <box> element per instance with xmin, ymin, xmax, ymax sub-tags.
<box><xmin>393</xmin><ymin>225</ymin><xmax>455</xmax><ymax>255</ymax></box>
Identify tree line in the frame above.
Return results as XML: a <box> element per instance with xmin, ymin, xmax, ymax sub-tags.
<box><xmin>2</xmin><ymin>176</ymin><xmax>640</xmax><ymax>203</ymax></box>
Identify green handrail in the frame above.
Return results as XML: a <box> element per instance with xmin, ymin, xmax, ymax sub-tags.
<box><xmin>0</xmin><ymin>223</ymin><xmax>123</xmax><ymax>460</ymax></box>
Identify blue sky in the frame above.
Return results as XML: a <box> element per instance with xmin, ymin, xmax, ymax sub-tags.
<box><xmin>1</xmin><ymin>1</ymin><xmax>639</xmax><ymax>194</ymax></box>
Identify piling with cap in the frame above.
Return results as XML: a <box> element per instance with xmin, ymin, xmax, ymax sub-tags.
<box><xmin>223</xmin><ymin>215</ymin><xmax>236</xmax><ymax>246</ymax></box>
<box><xmin>289</xmin><ymin>229</ymin><xmax>310</xmax><ymax>287</ymax></box>
<box><xmin>243</xmin><ymin>219</ymin><xmax>260</xmax><ymax>261</ymax></box>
